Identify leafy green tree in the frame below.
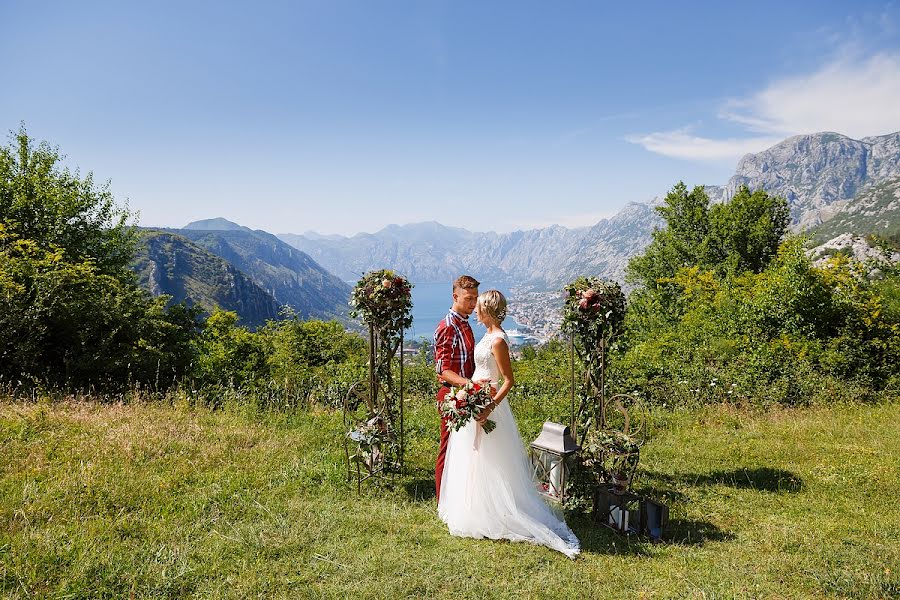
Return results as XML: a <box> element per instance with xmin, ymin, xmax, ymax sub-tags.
<box><xmin>627</xmin><ymin>182</ymin><xmax>712</xmax><ymax>291</ymax></box>
<box><xmin>628</xmin><ymin>182</ymin><xmax>789</xmax><ymax>290</ymax></box>
<box><xmin>708</xmin><ymin>185</ymin><xmax>790</xmax><ymax>275</ymax></box>
<box><xmin>0</xmin><ymin>126</ymin><xmax>135</xmax><ymax>277</ymax></box>
<box><xmin>0</xmin><ymin>127</ymin><xmax>201</xmax><ymax>390</ymax></box>
<box><xmin>191</xmin><ymin>310</ymin><xmax>270</xmax><ymax>390</ymax></box>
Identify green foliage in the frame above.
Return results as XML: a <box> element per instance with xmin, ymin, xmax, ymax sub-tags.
<box><xmin>627</xmin><ymin>182</ymin><xmax>713</xmax><ymax>297</ymax></box>
<box><xmin>0</xmin><ymin>126</ymin><xmax>135</xmax><ymax>277</ymax></box>
<box><xmin>264</xmin><ymin>313</ymin><xmax>368</xmax><ymax>407</ymax></box>
<box><xmin>619</xmin><ymin>180</ymin><xmax>897</xmax><ymax>407</ymax></box>
<box><xmin>627</xmin><ymin>183</ymin><xmax>789</xmax><ymax>322</ymax></box>
<box><xmin>619</xmin><ymin>237</ymin><xmax>900</xmax><ymax>406</ymax></box>
<box><xmin>505</xmin><ymin>340</ymin><xmax>571</xmax><ymax>421</ymax></box>
<box><xmin>707</xmin><ymin>185</ymin><xmax>790</xmax><ymax>274</ymax></box>
<box><xmin>190</xmin><ymin>310</ymin><xmax>270</xmax><ymax>393</ymax></box>
<box><xmin>0</xmin><ymin>129</ymin><xmax>202</xmax><ymax>390</ymax></box>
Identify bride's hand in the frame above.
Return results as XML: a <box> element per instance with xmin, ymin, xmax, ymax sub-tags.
<box><xmin>476</xmin><ymin>406</ymin><xmax>493</xmax><ymax>423</ymax></box>
<box><xmin>475</xmin><ymin>379</ymin><xmax>495</xmax><ymax>397</ymax></box>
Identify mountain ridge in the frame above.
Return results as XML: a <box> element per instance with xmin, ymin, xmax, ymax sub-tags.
<box><xmin>132</xmin><ymin>230</ymin><xmax>281</xmax><ymax>327</ymax></box>
<box><xmin>279</xmin><ymin>130</ymin><xmax>900</xmax><ymax>287</ymax></box>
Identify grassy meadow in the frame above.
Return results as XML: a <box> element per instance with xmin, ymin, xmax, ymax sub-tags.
<box><xmin>1</xmin><ymin>395</ymin><xmax>898</xmax><ymax>599</ymax></box>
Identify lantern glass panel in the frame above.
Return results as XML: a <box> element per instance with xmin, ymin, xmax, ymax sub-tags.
<box><xmin>529</xmin><ymin>421</ymin><xmax>579</xmax><ymax>503</ymax></box>
<box><xmin>530</xmin><ymin>447</ymin><xmax>561</xmax><ymax>498</ymax></box>
<box><xmin>641</xmin><ymin>499</ymin><xmax>669</xmax><ymax>540</ymax></box>
<box><xmin>595</xmin><ymin>488</ymin><xmax>641</xmax><ymax>534</ymax></box>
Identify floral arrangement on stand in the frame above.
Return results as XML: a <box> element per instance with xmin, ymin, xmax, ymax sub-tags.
<box><xmin>348</xmin><ymin>415</ymin><xmax>392</xmax><ymax>474</ymax></box>
<box><xmin>561</xmin><ymin>276</ymin><xmax>627</xmax><ymax>434</ymax></box>
<box><xmin>349</xmin><ymin>270</ymin><xmax>414</xmax><ymax>336</ymax></box>
<box><xmin>344</xmin><ymin>270</ymin><xmax>413</xmax><ymax>484</ymax></box>
<box><xmin>560</xmin><ymin>276</ymin><xmax>642</xmax><ymax>507</ymax></box>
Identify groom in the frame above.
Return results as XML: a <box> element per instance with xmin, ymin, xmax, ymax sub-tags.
<box><xmin>432</xmin><ymin>274</ymin><xmax>479</xmax><ymax>502</ymax></box>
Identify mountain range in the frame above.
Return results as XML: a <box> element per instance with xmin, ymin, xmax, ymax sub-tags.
<box><xmin>132</xmin><ymin>223</ymin><xmax>351</xmax><ymax>326</ymax></box>
<box><xmin>133</xmin><ymin>129</ymin><xmax>900</xmax><ymax>326</ymax></box>
<box><xmin>279</xmin><ymin>131</ymin><xmax>900</xmax><ymax>288</ymax></box>
<box><xmin>706</xmin><ymin>132</ymin><xmax>900</xmax><ymax>230</ymax></box>
<box><xmin>132</xmin><ymin>231</ymin><xmax>280</xmax><ymax>327</ymax></box>
<box><xmin>807</xmin><ymin>175</ymin><xmax>900</xmax><ymax>242</ymax></box>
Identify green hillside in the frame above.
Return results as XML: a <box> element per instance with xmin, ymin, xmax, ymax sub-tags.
<box><xmin>132</xmin><ymin>230</ymin><xmax>280</xmax><ymax>327</ymax></box>
<box><xmin>810</xmin><ymin>175</ymin><xmax>900</xmax><ymax>242</ymax></box>
<box><xmin>168</xmin><ymin>227</ymin><xmax>351</xmax><ymax>320</ymax></box>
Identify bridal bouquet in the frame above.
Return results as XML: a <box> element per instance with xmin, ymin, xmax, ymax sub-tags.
<box><xmin>440</xmin><ymin>382</ymin><xmax>496</xmax><ymax>434</ymax></box>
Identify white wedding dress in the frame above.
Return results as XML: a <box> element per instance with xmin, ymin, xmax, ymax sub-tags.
<box><xmin>438</xmin><ymin>331</ymin><xmax>581</xmax><ymax>558</ymax></box>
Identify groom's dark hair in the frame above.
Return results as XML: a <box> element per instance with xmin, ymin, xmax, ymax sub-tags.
<box><xmin>453</xmin><ymin>275</ymin><xmax>480</xmax><ymax>291</ymax></box>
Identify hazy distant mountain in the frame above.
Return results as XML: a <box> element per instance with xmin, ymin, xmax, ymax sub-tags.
<box><xmin>169</xmin><ymin>227</ymin><xmax>351</xmax><ymax>320</ymax></box>
<box><xmin>280</xmin><ymin>130</ymin><xmax>900</xmax><ymax>289</ymax></box>
<box><xmin>706</xmin><ymin>132</ymin><xmax>900</xmax><ymax>230</ymax></box>
<box><xmin>183</xmin><ymin>217</ymin><xmax>253</xmax><ymax>232</ymax></box>
<box><xmin>132</xmin><ymin>231</ymin><xmax>280</xmax><ymax>327</ymax></box>
<box><xmin>279</xmin><ymin>207</ymin><xmax>661</xmax><ymax>288</ymax></box>
<box><xmin>279</xmin><ymin>221</ymin><xmax>482</xmax><ymax>283</ymax></box>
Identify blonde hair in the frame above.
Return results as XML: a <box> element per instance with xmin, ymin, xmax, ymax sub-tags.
<box><xmin>477</xmin><ymin>289</ymin><xmax>507</xmax><ymax>324</ymax></box>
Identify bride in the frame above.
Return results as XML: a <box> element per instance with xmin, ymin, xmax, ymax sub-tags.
<box><xmin>438</xmin><ymin>289</ymin><xmax>580</xmax><ymax>558</ymax></box>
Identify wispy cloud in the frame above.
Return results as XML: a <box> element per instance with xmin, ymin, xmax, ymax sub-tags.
<box><xmin>628</xmin><ymin>49</ymin><xmax>900</xmax><ymax>162</ymax></box>
<box><xmin>625</xmin><ymin>128</ymin><xmax>782</xmax><ymax>163</ymax></box>
<box><xmin>719</xmin><ymin>51</ymin><xmax>900</xmax><ymax>138</ymax></box>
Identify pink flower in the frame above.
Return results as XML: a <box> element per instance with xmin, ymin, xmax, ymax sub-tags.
<box><xmin>382</xmin><ymin>279</ymin><xmax>392</xmax><ymax>288</ymax></box>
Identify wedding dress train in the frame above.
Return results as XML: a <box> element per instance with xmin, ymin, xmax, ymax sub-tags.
<box><xmin>438</xmin><ymin>331</ymin><xmax>580</xmax><ymax>558</ymax></box>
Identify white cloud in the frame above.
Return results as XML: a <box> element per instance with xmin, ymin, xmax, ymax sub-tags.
<box><xmin>625</xmin><ymin>129</ymin><xmax>782</xmax><ymax>163</ymax></box>
<box><xmin>629</xmin><ymin>51</ymin><xmax>900</xmax><ymax>162</ymax></box>
<box><xmin>720</xmin><ymin>52</ymin><xmax>900</xmax><ymax>138</ymax></box>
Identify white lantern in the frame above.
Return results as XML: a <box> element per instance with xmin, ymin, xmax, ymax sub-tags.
<box><xmin>529</xmin><ymin>422</ymin><xmax>580</xmax><ymax>502</ymax></box>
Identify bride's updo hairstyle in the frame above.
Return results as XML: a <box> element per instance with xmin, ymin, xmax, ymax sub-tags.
<box><xmin>477</xmin><ymin>290</ymin><xmax>507</xmax><ymax>324</ymax></box>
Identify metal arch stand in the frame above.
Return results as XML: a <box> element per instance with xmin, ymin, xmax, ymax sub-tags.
<box><xmin>343</xmin><ymin>323</ymin><xmax>406</xmax><ymax>493</ymax></box>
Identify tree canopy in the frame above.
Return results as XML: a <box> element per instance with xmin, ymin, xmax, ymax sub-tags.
<box><xmin>0</xmin><ymin>127</ymin><xmax>200</xmax><ymax>389</ymax></box>
<box><xmin>627</xmin><ymin>182</ymin><xmax>790</xmax><ymax>290</ymax></box>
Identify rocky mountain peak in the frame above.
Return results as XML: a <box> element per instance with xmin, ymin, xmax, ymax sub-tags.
<box><xmin>715</xmin><ymin>131</ymin><xmax>900</xmax><ymax>230</ymax></box>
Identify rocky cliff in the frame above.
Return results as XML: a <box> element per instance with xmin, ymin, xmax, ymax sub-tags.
<box><xmin>171</xmin><ymin>228</ymin><xmax>352</xmax><ymax>320</ymax></box>
<box><xmin>708</xmin><ymin>132</ymin><xmax>900</xmax><ymax>230</ymax></box>
<box><xmin>808</xmin><ymin>175</ymin><xmax>900</xmax><ymax>242</ymax></box>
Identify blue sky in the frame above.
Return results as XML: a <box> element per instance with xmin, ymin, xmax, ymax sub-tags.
<box><xmin>3</xmin><ymin>1</ymin><xmax>899</xmax><ymax>235</ymax></box>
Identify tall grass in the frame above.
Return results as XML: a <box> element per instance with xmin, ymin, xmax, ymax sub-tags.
<box><xmin>1</xmin><ymin>394</ymin><xmax>898</xmax><ymax>598</ymax></box>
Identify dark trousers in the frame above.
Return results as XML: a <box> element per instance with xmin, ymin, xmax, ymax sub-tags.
<box><xmin>435</xmin><ymin>386</ymin><xmax>451</xmax><ymax>503</ymax></box>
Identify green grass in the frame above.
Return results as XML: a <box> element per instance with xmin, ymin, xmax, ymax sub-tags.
<box><xmin>1</xmin><ymin>396</ymin><xmax>898</xmax><ymax>599</ymax></box>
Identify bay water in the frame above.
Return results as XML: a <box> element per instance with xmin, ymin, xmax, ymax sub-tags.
<box><xmin>406</xmin><ymin>282</ymin><xmax>526</xmax><ymax>344</ymax></box>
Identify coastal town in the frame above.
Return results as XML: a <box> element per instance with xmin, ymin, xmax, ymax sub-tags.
<box><xmin>506</xmin><ymin>287</ymin><xmax>566</xmax><ymax>344</ymax></box>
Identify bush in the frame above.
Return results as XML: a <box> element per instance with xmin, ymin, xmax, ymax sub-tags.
<box><xmin>617</xmin><ymin>238</ymin><xmax>899</xmax><ymax>407</ymax></box>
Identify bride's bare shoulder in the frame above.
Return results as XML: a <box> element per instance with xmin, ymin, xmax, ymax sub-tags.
<box><xmin>490</xmin><ymin>331</ymin><xmax>510</xmax><ymax>349</ymax></box>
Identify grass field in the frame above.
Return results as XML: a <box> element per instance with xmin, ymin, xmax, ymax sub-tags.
<box><xmin>1</xmin><ymin>396</ymin><xmax>898</xmax><ymax>599</ymax></box>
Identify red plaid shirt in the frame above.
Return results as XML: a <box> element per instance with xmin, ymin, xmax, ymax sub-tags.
<box><xmin>433</xmin><ymin>309</ymin><xmax>475</xmax><ymax>381</ymax></box>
